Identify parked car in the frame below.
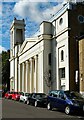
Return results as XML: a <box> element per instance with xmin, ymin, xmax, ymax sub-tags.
<box><xmin>47</xmin><ymin>90</ymin><xmax>84</xmax><ymax>115</ymax></box>
<box><xmin>2</xmin><ymin>90</ymin><xmax>6</xmax><ymax>98</ymax></box>
<box><xmin>4</xmin><ymin>91</ymin><xmax>13</xmax><ymax>99</ymax></box>
<box><xmin>27</xmin><ymin>93</ymin><xmax>47</xmax><ymax>107</ymax></box>
<box><xmin>12</xmin><ymin>92</ymin><xmax>22</xmax><ymax>101</ymax></box>
<box><xmin>0</xmin><ymin>90</ymin><xmax>2</xmax><ymax>99</ymax></box>
<box><xmin>20</xmin><ymin>92</ymin><xmax>30</xmax><ymax>103</ymax></box>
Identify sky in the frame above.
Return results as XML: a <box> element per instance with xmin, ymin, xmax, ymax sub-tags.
<box><xmin>0</xmin><ymin>0</ymin><xmax>82</xmax><ymax>53</ymax></box>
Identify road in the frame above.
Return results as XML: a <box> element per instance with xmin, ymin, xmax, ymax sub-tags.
<box><xmin>2</xmin><ymin>98</ymin><xmax>84</xmax><ymax>119</ymax></box>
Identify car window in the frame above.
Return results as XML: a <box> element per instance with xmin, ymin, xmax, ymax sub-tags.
<box><xmin>70</xmin><ymin>92</ymin><xmax>83</xmax><ymax>99</ymax></box>
<box><xmin>25</xmin><ymin>93</ymin><xmax>29</xmax><ymax>96</ymax></box>
<box><xmin>18</xmin><ymin>92</ymin><xmax>23</xmax><ymax>95</ymax></box>
<box><xmin>27</xmin><ymin>94</ymin><xmax>31</xmax><ymax>98</ymax></box>
<box><xmin>32</xmin><ymin>94</ymin><xmax>35</xmax><ymax>98</ymax></box>
<box><xmin>64</xmin><ymin>91</ymin><xmax>84</xmax><ymax>99</ymax></box>
<box><xmin>36</xmin><ymin>95</ymin><xmax>40</xmax><ymax>99</ymax></box>
<box><xmin>50</xmin><ymin>91</ymin><xmax>58</xmax><ymax>97</ymax></box>
<box><xmin>53</xmin><ymin>93</ymin><xmax>58</xmax><ymax>97</ymax></box>
<box><xmin>59</xmin><ymin>91</ymin><xmax>65</xmax><ymax>99</ymax></box>
<box><xmin>35</xmin><ymin>94</ymin><xmax>46</xmax><ymax>98</ymax></box>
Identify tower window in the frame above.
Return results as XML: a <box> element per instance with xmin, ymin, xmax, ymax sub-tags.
<box><xmin>59</xmin><ymin>68</ymin><xmax>65</xmax><ymax>78</ymax></box>
<box><xmin>59</xmin><ymin>18</ymin><xmax>63</xmax><ymax>25</ymax></box>
<box><xmin>61</xmin><ymin>50</ymin><xmax>64</xmax><ymax>61</ymax></box>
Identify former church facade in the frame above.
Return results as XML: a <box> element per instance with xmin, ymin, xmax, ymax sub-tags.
<box><xmin>10</xmin><ymin>2</ymin><xmax>84</xmax><ymax>94</ymax></box>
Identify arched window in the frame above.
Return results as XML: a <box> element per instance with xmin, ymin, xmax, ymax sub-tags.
<box><xmin>59</xmin><ymin>18</ymin><xmax>63</xmax><ymax>25</ymax></box>
<box><xmin>61</xmin><ymin>50</ymin><xmax>64</xmax><ymax>61</ymax></box>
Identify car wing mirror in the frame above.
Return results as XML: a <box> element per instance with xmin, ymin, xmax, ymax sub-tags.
<box><xmin>62</xmin><ymin>95</ymin><xmax>66</xmax><ymax>100</ymax></box>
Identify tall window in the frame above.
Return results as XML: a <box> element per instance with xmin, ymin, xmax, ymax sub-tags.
<box><xmin>61</xmin><ymin>68</ymin><xmax>65</xmax><ymax>78</ymax></box>
<box><xmin>59</xmin><ymin>18</ymin><xmax>63</xmax><ymax>25</ymax></box>
<box><xmin>61</xmin><ymin>50</ymin><xmax>64</xmax><ymax>61</ymax></box>
<box><xmin>59</xmin><ymin>68</ymin><xmax>65</xmax><ymax>78</ymax></box>
<box><xmin>48</xmin><ymin>53</ymin><xmax>51</xmax><ymax>65</ymax></box>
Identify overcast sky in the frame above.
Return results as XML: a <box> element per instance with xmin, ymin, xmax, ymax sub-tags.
<box><xmin>0</xmin><ymin>0</ymin><xmax>82</xmax><ymax>53</ymax></box>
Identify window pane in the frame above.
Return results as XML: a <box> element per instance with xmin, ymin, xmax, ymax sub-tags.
<box><xmin>48</xmin><ymin>53</ymin><xmax>51</xmax><ymax>65</ymax></box>
<box><xmin>61</xmin><ymin>50</ymin><xmax>64</xmax><ymax>61</ymax></box>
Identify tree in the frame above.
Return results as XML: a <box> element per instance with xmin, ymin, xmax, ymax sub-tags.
<box><xmin>44</xmin><ymin>69</ymin><xmax>51</xmax><ymax>90</ymax></box>
<box><xmin>2</xmin><ymin>50</ymin><xmax>10</xmax><ymax>91</ymax></box>
<box><xmin>0</xmin><ymin>54</ymin><xmax>2</xmax><ymax>88</ymax></box>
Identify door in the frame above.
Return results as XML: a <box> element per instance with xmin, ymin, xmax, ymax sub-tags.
<box><xmin>57</xmin><ymin>91</ymin><xmax>66</xmax><ymax>110</ymax></box>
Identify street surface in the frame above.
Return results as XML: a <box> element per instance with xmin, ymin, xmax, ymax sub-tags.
<box><xmin>2</xmin><ymin>98</ymin><xmax>84</xmax><ymax>119</ymax></box>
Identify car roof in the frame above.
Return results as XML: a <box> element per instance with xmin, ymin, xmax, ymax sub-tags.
<box><xmin>49</xmin><ymin>90</ymin><xmax>63</xmax><ymax>93</ymax></box>
<box><xmin>33</xmin><ymin>93</ymin><xmax>46</xmax><ymax>94</ymax></box>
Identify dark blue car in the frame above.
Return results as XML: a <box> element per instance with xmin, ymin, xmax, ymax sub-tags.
<box><xmin>47</xmin><ymin>90</ymin><xmax>84</xmax><ymax>115</ymax></box>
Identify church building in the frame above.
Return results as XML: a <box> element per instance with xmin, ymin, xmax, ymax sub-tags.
<box><xmin>9</xmin><ymin>2</ymin><xmax>84</xmax><ymax>94</ymax></box>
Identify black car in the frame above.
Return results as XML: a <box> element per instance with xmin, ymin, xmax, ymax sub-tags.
<box><xmin>27</xmin><ymin>93</ymin><xmax>47</xmax><ymax>107</ymax></box>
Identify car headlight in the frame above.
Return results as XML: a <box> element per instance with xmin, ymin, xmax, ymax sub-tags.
<box><xmin>72</xmin><ymin>101</ymin><xmax>79</xmax><ymax>106</ymax></box>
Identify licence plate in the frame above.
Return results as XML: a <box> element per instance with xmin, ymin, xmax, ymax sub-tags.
<box><xmin>83</xmin><ymin>106</ymin><xmax>84</xmax><ymax>111</ymax></box>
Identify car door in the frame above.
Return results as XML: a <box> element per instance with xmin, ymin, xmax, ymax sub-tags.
<box><xmin>52</xmin><ymin>91</ymin><xmax>59</xmax><ymax>108</ymax></box>
<box><xmin>31</xmin><ymin>94</ymin><xmax>36</xmax><ymax>105</ymax></box>
<box><xmin>20</xmin><ymin>92</ymin><xmax>24</xmax><ymax>101</ymax></box>
<box><xmin>57</xmin><ymin>91</ymin><xmax>67</xmax><ymax>110</ymax></box>
<box><xmin>48</xmin><ymin>91</ymin><xmax>59</xmax><ymax>108</ymax></box>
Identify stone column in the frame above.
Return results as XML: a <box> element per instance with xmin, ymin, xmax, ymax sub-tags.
<box><xmin>34</xmin><ymin>55</ymin><xmax>38</xmax><ymax>93</ymax></box>
<box><xmin>18</xmin><ymin>64</ymin><xmax>21</xmax><ymax>91</ymax></box>
<box><xmin>24</xmin><ymin>63</ymin><xmax>26</xmax><ymax>92</ymax></box>
<box><xmin>29</xmin><ymin>58</ymin><xmax>33</xmax><ymax>93</ymax></box>
<box><xmin>25</xmin><ymin>61</ymin><xmax>29</xmax><ymax>92</ymax></box>
<box><xmin>28</xmin><ymin>61</ymin><xmax>30</xmax><ymax>92</ymax></box>
<box><xmin>15</xmin><ymin>58</ymin><xmax>18</xmax><ymax>91</ymax></box>
<box><xmin>32</xmin><ymin>58</ymin><xmax>34</xmax><ymax>92</ymax></box>
<box><xmin>20</xmin><ymin>64</ymin><xmax>22</xmax><ymax>91</ymax></box>
<box><xmin>22</xmin><ymin>62</ymin><xmax>25</xmax><ymax>92</ymax></box>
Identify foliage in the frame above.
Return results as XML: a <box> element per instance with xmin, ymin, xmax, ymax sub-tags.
<box><xmin>44</xmin><ymin>69</ymin><xmax>51</xmax><ymax>89</ymax></box>
<box><xmin>0</xmin><ymin>54</ymin><xmax>2</xmax><ymax>85</ymax></box>
<box><xmin>2</xmin><ymin>50</ymin><xmax>10</xmax><ymax>90</ymax></box>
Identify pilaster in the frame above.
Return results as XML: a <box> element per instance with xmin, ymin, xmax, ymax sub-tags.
<box><xmin>34</xmin><ymin>55</ymin><xmax>38</xmax><ymax>93</ymax></box>
<box><xmin>22</xmin><ymin>62</ymin><xmax>25</xmax><ymax>92</ymax></box>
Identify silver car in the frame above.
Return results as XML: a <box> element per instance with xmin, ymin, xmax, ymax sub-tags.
<box><xmin>20</xmin><ymin>92</ymin><xmax>30</xmax><ymax>103</ymax></box>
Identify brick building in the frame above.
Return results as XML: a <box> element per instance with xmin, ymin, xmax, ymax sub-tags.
<box><xmin>78</xmin><ymin>35</ymin><xmax>84</xmax><ymax>95</ymax></box>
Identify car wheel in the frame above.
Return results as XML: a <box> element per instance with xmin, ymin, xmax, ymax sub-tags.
<box><xmin>47</xmin><ymin>102</ymin><xmax>52</xmax><ymax>110</ymax></box>
<box><xmin>24</xmin><ymin>99</ymin><xmax>26</xmax><ymax>104</ymax></box>
<box><xmin>34</xmin><ymin>101</ymin><xmax>38</xmax><ymax>107</ymax></box>
<box><xmin>27</xmin><ymin>100</ymin><xmax>30</xmax><ymax>105</ymax></box>
<box><xmin>65</xmin><ymin>106</ymin><xmax>71</xmax><ymax>115</ymax></box>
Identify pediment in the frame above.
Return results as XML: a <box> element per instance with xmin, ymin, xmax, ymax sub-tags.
<box><xmin>19</xmin><ymin>37</ymin><xmax>38</xmax><ymax>55</ymax></box>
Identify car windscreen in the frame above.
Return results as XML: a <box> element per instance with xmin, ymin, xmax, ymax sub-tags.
<box><xmin>14</xmin><ymin>92</ymin><xmax>18</xmax><ymax>94</ymax></box>
<box><xmin>19</xmin><ymin>92</ymin><xmax>23</xmax><ymax>95</ymax></box>
<box><xmin>36</xmin><ymin>94</ymin><xmax>46</xmax><ymax>99</ymax></box>
<box><xmin>25</xmin><ymin>93</ymin><xmax>29</xmax><ymax>96</ymax></box>
<box><xmin>65</xmin><ymin>91</ymin><xmax>84</xmax><ymax>100</ymax></box>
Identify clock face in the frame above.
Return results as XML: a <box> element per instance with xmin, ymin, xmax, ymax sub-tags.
<box><xmin>78</xmin><ymin>15</ymin><xmax>84</xmax><ymax>23</ymax></box>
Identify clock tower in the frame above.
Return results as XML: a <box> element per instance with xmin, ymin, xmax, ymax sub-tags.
<box><xmin>10</xmin><ymin>18</ymin><xmax>25</xmax><ymax>91</ymax></box>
